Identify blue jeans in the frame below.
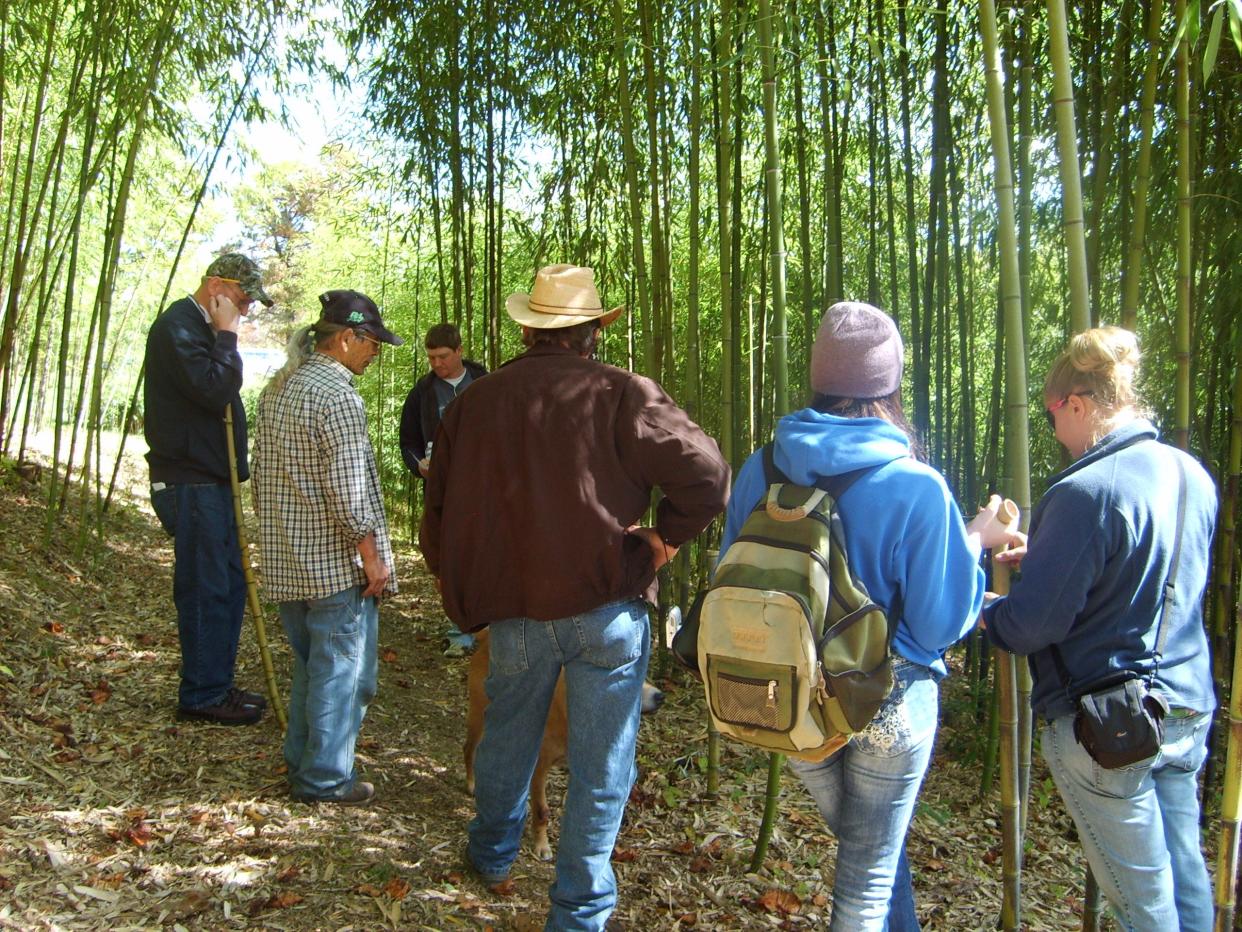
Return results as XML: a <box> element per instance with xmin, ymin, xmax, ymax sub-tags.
<box><xmin>279</xmin><ymin>586</ymin><xmax>378</xmax><ymax>800</ymax></box>
<box><xmin>468</xmin><ymin>599</ymin><xmax>651</xmax><ymax>932</ymax></box>
<box><xmin>1043</xmin><ymin>709</ymin><xmax>1212</xmax><ymax>931</ymax></box>
<box><xmin>788</xmin><ymin>659</ymin><xmax>938</xmax><ymax>931</ymax></box>
<box><xmin>151</xmin><ymin>483</ymin><xmax>246</xmax><ymax>710</ymax></box>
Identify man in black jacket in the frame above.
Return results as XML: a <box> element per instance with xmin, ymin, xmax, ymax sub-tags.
<box><xmin>145</xmin><ymin>252</ymin><xmax>272</xmax><ymax>725</ymax></box>
<box><xmin>398</xmin><ymin>323</ymin><xmax>487</xmax><ymax>480</ymax></box>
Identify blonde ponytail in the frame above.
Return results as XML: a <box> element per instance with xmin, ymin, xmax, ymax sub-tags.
<box><xmin>1044</xmin><ymin>326</ymin><xmax>1143</xmax><ymax>414</ymax></box>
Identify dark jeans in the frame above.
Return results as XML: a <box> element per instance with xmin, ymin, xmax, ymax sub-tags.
<box><xmin>151</xmin><ymin>482</ymin><xmax>246</xmax><ymax>709</ymax></box>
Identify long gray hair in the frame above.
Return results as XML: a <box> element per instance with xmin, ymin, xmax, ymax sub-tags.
<box><xmin>261</xmin><ymin>321</ymin><xmax>348</xmax><ymax>398</ymax></box>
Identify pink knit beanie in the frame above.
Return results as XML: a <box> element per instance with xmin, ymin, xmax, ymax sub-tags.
<box><xmin>809</xmin><ymin>301</ymin><xmax>904</xmax><ymax>398</ymax></box>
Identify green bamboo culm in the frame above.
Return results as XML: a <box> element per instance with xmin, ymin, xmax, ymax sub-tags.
<box><xmin>747</xmin><ymin>0</ymin><xmax>791</xmax><ymax>875</ymax></box>
<box><xmin>1120</xmin><ymin>0</ymin><xmax>1165</xmax><ymax>330</ymax></box>
<box><xmin>225</xmin><ymin>406</ymin><xmax>286</xmax><ymax>730</ymax></box>
<box><xmin>1172</xmin><ymin>0</ymin><xmax>1192</xmax><ymax>453</ymax></box>
<box><xmin>1083</xmin><ymin>870</ymin><xmax>1105</xmax><ymax>930</ymax></box>
<box><xmin>1045</xmin><ymin>0</ymin><xmax>1091</xmax><ymax>332</ymax></box>
<box><xmin>1211</xmin><ymin>335</ymin><xmax>1242</xmax><ymax>930</ymax></box>
<box><xmin>749</xmin><ymin>751</ymin><xmax>785</xmax><ymax>872</ymax></box>
<box><xmin>980</xmin><ymin>0</ymin><xmax>1032</xmax><ymax>924</ymax></box>
<box><xmin>993</xmin><ymin>646</ymin><xmax>1021</xmax><ymax>930</ymax></box>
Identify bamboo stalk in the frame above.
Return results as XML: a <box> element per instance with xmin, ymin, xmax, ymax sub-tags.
<box><xmin>749</xmin><ymin>752</ymin><xmax>784</xmax><ymax>872</ymax></box>
<box><xmin>1120</xmin><ymin>0</ymin><xmax>1164</xmax><ymax>329</ymax></box>
<box><xmin>1046</xmin><ymin>0</ymin><xmax>1091</xmax><ymax>333</ymax></box>
<box><xmin>1083</xmin><ymin>868</ymin><xmax>1105</xmax><ymax>930</ymax></box>
<box><xmin>992</xmin><ymin>498</ymin><xmax>1022</xmax><ymax>930</ymax></box>
<box><xmin>224</xmin><ymin>406</ymin><xmax>285</xmax><ymax>730</ymax></box>
<box><xmin>1212</xmin><ymin>338</ymin><xmax>1242</xmax><ymax>930</ymax></box>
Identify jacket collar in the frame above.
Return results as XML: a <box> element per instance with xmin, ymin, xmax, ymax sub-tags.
<box><xmin>1050</xmin><ymin>418</ymin><xmax>1157</xmax><ymax>484</ymax></box>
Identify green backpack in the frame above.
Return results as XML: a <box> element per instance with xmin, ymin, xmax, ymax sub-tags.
<box><xmin>698</xmin><ymin>445</ymin><xmax>897</xmax><ymax>761</ymax></box>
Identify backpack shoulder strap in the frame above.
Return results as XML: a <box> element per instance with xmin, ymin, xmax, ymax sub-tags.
<box><xmin>765</xmin><ymin>445</ymin><xmax>885</xmax><ymax>500</ymax></box>
<box><xmin>761</xmin><ymin>443</ymin><xmax>789</xmax><ymax>485</ymax></box>
<box><xmin>814</xmin><ymin>464</ymin><xmax>881</xmax><ymax>501</ymax></box>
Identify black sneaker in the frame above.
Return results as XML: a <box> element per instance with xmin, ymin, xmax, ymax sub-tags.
<box><xmin>227</xmin><ymin>686</ymin><xmax>268</xmax><ymax>709</ymax></box>
<box><xmin>292</xmin><ymin>781</ymin><xmax>375</xmax><ymax>807</ymax></box>
<box><xmin>177</xmin><ymin>692</ymin><xmax>264</xmax><ymax>726</ymax></box>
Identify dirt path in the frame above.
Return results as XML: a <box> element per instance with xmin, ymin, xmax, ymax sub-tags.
<box><xmin>0</xmin><ymin>463</ymin><xmax>1109</xmax><ymax>930</ymax></box>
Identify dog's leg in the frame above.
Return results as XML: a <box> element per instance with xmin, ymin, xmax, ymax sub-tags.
<box><xmin>529</xmin><ymin>750</ymin><xmax>554</xmax><ymax>861</ymax></box>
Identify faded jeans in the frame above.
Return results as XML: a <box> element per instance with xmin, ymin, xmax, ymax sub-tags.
<box><xmin>1043</xmin><ymin>709</ymin><xmax>1212</xmax><ymax>931</ymax></box>
<box><xmin>279</xmin><ymin>585</ymin><xmax>378</xmax><ymax>800</ymax></box>
<box><xmin>788</xmin><ymin>659</ymin><xmax>938</xmax><ymax>931</ymax></box>
<box><xmin>467</xmin><ymin>599</ymin><xmax>651</xmax><ymax>932</ymax></box>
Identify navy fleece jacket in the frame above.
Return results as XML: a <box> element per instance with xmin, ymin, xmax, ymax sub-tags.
<box><xmin>984</xmin><ymin>421</ymin><xmax>1217</xmax><ymax>720</ymax></box>
<box><xmin>721</xmin><ymin>409</ymin><xmax>985</xmax><ymax>676</ymax></box>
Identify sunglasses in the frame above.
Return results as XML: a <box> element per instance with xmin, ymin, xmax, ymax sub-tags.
<box><xmin>1043</xmin><ymin>391</ymin><xmax>1094</xmax><ymax>429</ymax></box>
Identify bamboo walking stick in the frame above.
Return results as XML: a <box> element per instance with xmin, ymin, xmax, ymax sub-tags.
<box><xmin>224</xmin><ymin>406</ymin><xmax>286</xmax><ymax>729</ymax></box>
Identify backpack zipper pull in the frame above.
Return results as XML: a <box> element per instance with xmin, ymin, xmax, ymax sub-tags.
<box><xmin>816</xmin><ymin>663</ymin><xmax>830</xmax><ymax>704</ymax></box>
<box><xmin>766</xmin><ymin>680</ymin><xmax>777</xmax><ymax>708</ymax></box>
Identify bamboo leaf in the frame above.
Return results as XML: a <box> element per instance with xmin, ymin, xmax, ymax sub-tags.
<box><xmin>1203</xmin><ymin>3</ymin><xmax>1224</xmax><ymax>80</ymax></box>
<box><xmin>1166</xmin><ymin>0</ymin><xmax>1202</xmax><ymax>68</ymax></box>
<box><xmin>1230</xmin><ymin>0</ymin><xmax>1242</xmax><ymax>53</ymax></box>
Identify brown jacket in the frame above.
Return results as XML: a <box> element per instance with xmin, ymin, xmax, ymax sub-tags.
<box><xmin>420</xmin><ymin>343</ymin><xmax>729</xmax><ymax>631</ymax></box>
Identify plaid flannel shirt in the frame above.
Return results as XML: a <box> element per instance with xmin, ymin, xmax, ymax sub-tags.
<box><xmin>252</xmin><ymin>353</ymin><xmax>397</xmax><ymax>602</ymax></box>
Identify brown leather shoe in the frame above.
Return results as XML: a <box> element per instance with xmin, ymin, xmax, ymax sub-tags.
<box><xmin>177</xmin><ymin>692</ymin><xmax>264</xmax><ymax>725</ymax></box>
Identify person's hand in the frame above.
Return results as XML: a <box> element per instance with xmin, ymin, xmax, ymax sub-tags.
<box><xmin>418</xmin><ymin>457</ymin><xmax>430</xmax><ymax>478</ymax></box>
<box><xmin>966</xmin><ymin>494</ymin><xmax>1022</xmax><ymax>550</ymax></box>
<box><xmin>994</xmin><ymin>533</ymin><xmax>1028</xmax><ymax>565</ymax></box>
<box><xmin>361</xmin><ymin>552</ymin><xmax>390</xmax><ymax>599</ymax></box>
<box><xmin>627</xmin><ymin>525</ymin><xmax>678</xmax><ymax>573</ymax></box>
<box><xmin>209</xmin><ymin>293</ymin><xmax>242</xmax><ymax>333</ymax></box>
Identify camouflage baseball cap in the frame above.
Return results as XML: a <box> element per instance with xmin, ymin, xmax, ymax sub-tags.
<box><xmin>205</xmin><ymin>252</ymin><xmax>274</xmax><ymax>307</ymax></box>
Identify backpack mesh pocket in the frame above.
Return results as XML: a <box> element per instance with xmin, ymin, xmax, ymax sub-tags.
<box><xmin>706</xmin><ymin>656</ymin><xmax>796</xmax><ymax>733</ymax></box>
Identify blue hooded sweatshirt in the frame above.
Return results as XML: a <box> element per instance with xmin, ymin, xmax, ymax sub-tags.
<box><xmin>983</xmin><ymin>420</ymin><xmax>1216</xmax><ymax>720</ymax></box>
<box><xmin>721</xmin><ymin>408</ymin><xmax>986</xmax><ymax>676</ymax></box>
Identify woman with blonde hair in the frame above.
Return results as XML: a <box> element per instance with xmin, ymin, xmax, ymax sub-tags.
<box><xmin>985</xmin><ymin>326</ymin><xmax>1218</xmax><ymax>930</ymax></box>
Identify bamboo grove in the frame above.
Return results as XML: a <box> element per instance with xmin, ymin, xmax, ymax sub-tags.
<box><xmin>3</xmin><ymin>0</ymin><xmax>1242</xmax><ymax>924</ymax></box>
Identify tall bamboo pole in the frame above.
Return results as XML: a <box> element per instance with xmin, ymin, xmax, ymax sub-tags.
<box><xmin>757</xmin><ymin>0</ymin><xmax>787</xmax><ymax>419</ymax></box>
<box><xmin>992</xmin><ymin>501</ymin><xmax>1022</xmax><ymax>930</ymax></box>
<box><xmin>225</xmin><ymin>406</ymin><xmax>285</xmax><ymax>730</ymax></box>
<box><xmin>1046</xmin><ymin>0</ymin><xmax>1091</xmax><ymax>333</ymax></box>
<box><xmin>981</xmin><ymin>1</ymin><xmax>1033</xmax><ymax>924</ymax></box>
<box><xmin>1120</xmin><ymin>0</ymin><xmax>1165</xmax><ymax>330</ymax></box>
<box><xmin>1213</xmin><ymin>329</ymin><xmax>1242</xmax><ymax>931</ymax></box>
<box><xmin>749</xmin><ymin>0</ymin><xmax>789</xmax><ymax>873</ymax></box>
<box><xmin>612</xmin><ymin>0</ymin><xmax>654</xmax><ymax>377</ymax></box>
<box><xmin>1173</xmin><ymin>0</ymin><xmax>1191</xmax><ymax>452</ymax></box>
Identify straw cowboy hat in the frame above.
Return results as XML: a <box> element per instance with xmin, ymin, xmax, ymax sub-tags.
<box><xmin>505</xmin><ymin>264</ymin><xmax>625</xmax><ymax>329</ymax></box>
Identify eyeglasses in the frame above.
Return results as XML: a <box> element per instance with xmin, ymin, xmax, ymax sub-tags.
<box><xmin>354</xmin><ymin>330</ymin><xmax>381</xmax><ymax>349</ymax></box>
<box><xmin>213</xmin><ymin>277</ymin><xmax>255</xmax><ymax>306</ymax></box>
<box><xmin>1044</xmin><ymin>391</ymin><xmax>1094</xmax><ymax>429</ymax></box>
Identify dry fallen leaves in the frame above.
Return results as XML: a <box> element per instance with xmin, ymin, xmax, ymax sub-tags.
<box><xmin>757</xmin><ymin>888</ymin><xmax>802</xmax><ymax>916</ymax></box>
<box><xmin>248</xmin><ymin>891</ymin><xmax>304</xmax><ymax>915</ymax></box>
<box><xmin>382</xmin><ymin>876</ymin><xmax>411</xmax><ymax>900</ymax></box>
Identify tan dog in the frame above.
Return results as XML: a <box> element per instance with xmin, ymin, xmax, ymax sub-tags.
<box><xmin>464</xmin><ymin>627</ymin><xmax>664</xmax><ymax>860</ymax></box>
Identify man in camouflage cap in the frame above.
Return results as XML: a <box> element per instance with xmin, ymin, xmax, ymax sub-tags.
<box><xmin>144</xmin><ymin>252</ymin><xmax>273</xmax><ymax>725</ymax></box>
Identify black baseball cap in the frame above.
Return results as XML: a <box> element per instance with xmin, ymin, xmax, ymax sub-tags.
<box><xmin>317</xmin><ymin>290</ymin><xmax>404</xmax><ymax>346</ymax></box>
